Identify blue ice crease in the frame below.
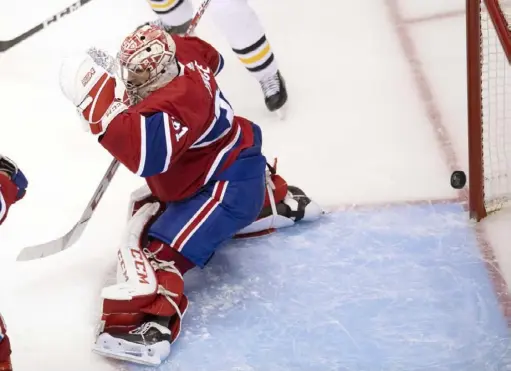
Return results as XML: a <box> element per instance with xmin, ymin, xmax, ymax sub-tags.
<box><xmin>127</xmin><ymin>202</ymin><xmax>511</xmax><ymax>371</ymax></box>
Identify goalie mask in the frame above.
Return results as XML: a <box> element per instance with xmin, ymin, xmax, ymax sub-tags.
<box><xmin>118</xmin><ymin>24</ymin><xmax>179</xmax><ymax>105</ymax></box>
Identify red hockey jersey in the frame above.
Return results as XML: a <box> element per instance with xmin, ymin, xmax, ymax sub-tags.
<box><xmin>100</xmin><ymin>36</ymin><xmax>256</xmax><ymax>202</ymax></box>
<box><xmin>0</xmin><ymin>175</ymin><xmax>18</xmax><ymax>225</ymax></box>
<box><xmin>0</xmin><ymin>176</ymin><xmax>17</xmax><ymax>369</ymax></box>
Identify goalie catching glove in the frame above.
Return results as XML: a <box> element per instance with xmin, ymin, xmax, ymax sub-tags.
<box><xmin>59</xmin><ymin>48</ymin><xmax>128</xmax><ymax>135</ymax></box>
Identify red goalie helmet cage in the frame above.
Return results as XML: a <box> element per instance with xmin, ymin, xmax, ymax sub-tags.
<box><xmin>466</xmin><ymin>0</ymin><xmax>511</xmax><ymax>220</ymax></box>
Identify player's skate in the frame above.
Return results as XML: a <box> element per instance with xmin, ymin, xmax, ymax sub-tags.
<box><xmin>236</xmin><ymin>163</ymin><xmax>322</xmax><ymax>237</ymax></box>
<box><xmin>94</xmin><ymin>318</ymin><xmax>173</xmax><ymax>366</ymax></box>
<box><xmin>281</xmin><ymin>185</ymin><xmax>323</xmax><ymax>222</ymax></box>
<box><xmin>140</xmin><ymin>18</ymin><xmax>192</xmax><ymax>36</ymax></box>
<box><xmin>260</xmin><ymin>70</ymin><xmax>288</xmax><ymax>118</ymax></box>
<box><xmin>159</xmin><ymin>19</ymin><xmax>192</xmax><ymax>36</ymax></box>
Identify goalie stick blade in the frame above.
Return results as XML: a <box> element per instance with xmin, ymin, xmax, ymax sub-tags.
<box><xmin>0</xmin><ymin>0</ymin><xmax>93</xmax><ymax>53</ymax></box>
<box><xmin>16</xmin><ymin>222</ymin><xmax>84</xmax><ymax>261</ymax></box>
<box><xmin>16</xmin><ymin>159</ymin><xmax>120</xmax><ymax>261</ymax></box>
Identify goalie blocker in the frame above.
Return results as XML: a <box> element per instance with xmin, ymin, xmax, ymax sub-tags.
<box><xmin>93</xmin><ymin>165</ymin><xmax>321</xmax><ymax>366</ymax></box>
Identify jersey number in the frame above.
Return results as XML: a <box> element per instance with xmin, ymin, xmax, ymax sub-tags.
<box><xmin>173</xmin><ymin>119</ymin><xmax>188</xmax><ymax>142</ymax></box>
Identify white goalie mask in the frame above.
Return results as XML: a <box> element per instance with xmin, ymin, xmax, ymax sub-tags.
<box><xmin>117</xmin><ymin>24</ymin><xmax>179</xmax><ymax>105</ymax></box>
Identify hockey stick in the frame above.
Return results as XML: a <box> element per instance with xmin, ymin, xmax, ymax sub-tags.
<box><xmin>16</xmin><ymin>160</ymin><xmax>120</xmax><ymax>261</ymax></box>
<box><xmin>0</xmin><ymin>0</ymin><xmax>93</xmax><ymax>53</ymax></box>
<box><xmin>186</xmin><ymin>0</ymin><xmax>212</xmax><ymax>36</ymax></box>
<box><xmin>16</xmin><ymin>0</ymin><xmax>212</xmax><ymax>261</ymax></box>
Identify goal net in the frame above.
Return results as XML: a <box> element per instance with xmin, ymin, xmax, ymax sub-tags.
<box><xmin>467</xmin><ymin>0</ymin><xmax>511</xmax><ymax>220</ymax></box>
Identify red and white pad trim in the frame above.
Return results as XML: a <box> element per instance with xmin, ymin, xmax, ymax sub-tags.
<box><xmin>102</xmin><ymin>203</ymin><xmax>160</xmax><ymax>301</ymax></box>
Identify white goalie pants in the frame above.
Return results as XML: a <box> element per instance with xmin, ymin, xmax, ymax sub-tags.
<box><xmin>145</xmin><ymin>0</ymin><xmax>278</xmax><ymax>81</ymax></box>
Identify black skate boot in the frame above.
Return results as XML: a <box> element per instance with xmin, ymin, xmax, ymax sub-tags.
<box><xmin>93</xmin><ymin>317</ymin><xmax>173</xmax><ymax>366</ymax></box>
<box><xmin>284</xmin><ymin>186</ymin><xmax>321</xmax><ymax>222</ymax></box>
<box><xmin>260</xmin><ymin>70</ymin><xmax>288</xmax><ymax>113</ymax></box>
<box><xmin>277</xmin><ymin>185</ymin><xmax>322</xmax><ymax>222</ymax></box>
<box><xmin>257</xmin><ymin>185</ymin><xmax>322</xmax><ymax>222</ymax></box>
<box><xmin>160</xmin><ymin>19</ymin><xmax>192</xmax><ymax>35</ymax></box>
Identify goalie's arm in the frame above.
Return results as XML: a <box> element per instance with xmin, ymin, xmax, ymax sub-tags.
<box><xmin>99</xmin><ymin>109</ymin><xmax>195</xmax><ymax>178</ymax></box>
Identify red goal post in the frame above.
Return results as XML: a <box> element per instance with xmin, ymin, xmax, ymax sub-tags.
<box><xmin>466</xmin><ymin>0</ymin><xmax>511</xmax><ymax>220</ymax></box>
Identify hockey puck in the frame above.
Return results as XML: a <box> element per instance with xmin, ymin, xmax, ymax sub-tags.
<box><xmin>450</xmin><ymin>170</ymin><xmax>467</xmax><ymax>189</ymax></box>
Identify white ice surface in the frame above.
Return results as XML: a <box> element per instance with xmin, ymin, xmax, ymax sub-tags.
<box><xmin>411</xmin><ymin>16</ymin><xmax>469</xmax><ymax>172</ymax></box>
<box><xmin>399</xmin><ymin>0</ymin><xmax>464</xmax><ymax>20</ymax></box>
<box><xmin>129</xmin><ymin>204</ymin><xmax>511</xmax><ymax>371</ymax></box>
<box><xmin>0</xmin><ymin>0</ymin><xmax>510</xmax><ymax>369</ymax></box>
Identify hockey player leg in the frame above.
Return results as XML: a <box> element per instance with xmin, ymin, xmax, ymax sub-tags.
<box><xmin>0</xmin><ymin>314</ymin><xmax>12</xmax><ymax>371</ymax></box>
<box><xmin>144</xmin><ymin>0</ymin><xmax>194</xmax><ymax>35</ymax></box>
<box><xmin>96</xmin><ymin>172</ymin><xmax>265</xmax><ymax>365</ymax></box>
<box><xmin>236</xmin><ymin>161</ymin><xmax>323</xmax><ymax>237</ymax></box>
<box><xmin>93</xmin><ymin>203</ymin><xmax>193</xmax><ymax>366</ymax></box>
<box><xmin>208</xmin><ymin>0</ymin><xmax>288</xmax><ymax>113</ymax></box>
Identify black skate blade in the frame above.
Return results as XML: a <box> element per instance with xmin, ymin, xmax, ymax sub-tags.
<box><xmin>93</xmin><ymin>347</ymin><xmax>162</xmax><ymax>367</ymax></box>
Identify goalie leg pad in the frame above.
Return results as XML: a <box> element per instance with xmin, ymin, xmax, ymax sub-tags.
<box><xmin>126</xmin><ymin>183</ymin><xmax>159</xmax><ymax>221</ymax></box>
<box><xmin>144</xmin><ymin>238</ymin><xmax>196</xmax><ymax>344</ymax></box>
<box><xmin>94</xmin><ymin>293</ymin><xmax>190</xmax><ymax>367</ymax></box>
<box><xmin>140</xmin><ymin>241</ymin><xmax>190</xmax><ymax>326</ymax></box>
<box><xmin>100</xmin><ymin>202</ymin><xmax>161</xmax><ymax>333</ymax></box>
<box><xmin>100</xmin><ymin>203</ymin><xmax>191</xmax><ymax>335</ymax></box>
<box><xmin>94</xmin><ymin>206</ymin><xmax>192</xmax><ymax>366</ymax></box>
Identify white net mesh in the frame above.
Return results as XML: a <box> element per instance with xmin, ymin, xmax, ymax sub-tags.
<box><xmin>480</xmin><ymin>0</ymin><xmax>511</xmax><ymax>212</ymax></box>
<box><xmin>502</xmin><ymin>4</ymin><xmax>511</xmax><ymax>28</ymax></box>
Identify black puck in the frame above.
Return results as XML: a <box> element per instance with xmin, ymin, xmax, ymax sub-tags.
<box><xmin>450</xmin><ymin>170</ymin><xmax>467</xmax><ymax>189</ymax></box>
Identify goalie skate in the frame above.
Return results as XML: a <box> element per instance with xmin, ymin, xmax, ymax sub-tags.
<box><xmin>93</xmin><ymin>321</ymin><xmax>172</xmax><ymax>367</ymax></box>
